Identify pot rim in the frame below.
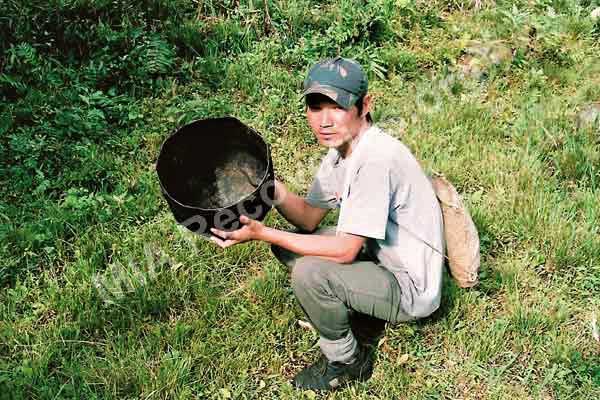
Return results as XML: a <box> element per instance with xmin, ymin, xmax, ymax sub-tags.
<box><xmin>155</xmin><ymin>116</ymin><xmax>273</xmax><ymax>212</ymax></box>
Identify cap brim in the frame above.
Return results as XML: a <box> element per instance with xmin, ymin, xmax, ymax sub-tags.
<box><xmin>301</xmin><ymin>84</ymin><xmax>355</xmax><ymax>109</ymax></box>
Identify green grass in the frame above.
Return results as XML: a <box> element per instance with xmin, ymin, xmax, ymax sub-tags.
<box><xmin>2</xmin><ymin>0</ymin><xmax>600</xmax><ymax>398</ymax></box>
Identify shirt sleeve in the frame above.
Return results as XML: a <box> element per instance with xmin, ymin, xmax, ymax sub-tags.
<box><xmin>337</xmin><ymin>161</ymin><xmax>391</xmax><ymax>240</ymax></box>
<box><xmin>305</xmin><ymin>156</ymin><xmax>338</xmax><ymax>209</ymax></box>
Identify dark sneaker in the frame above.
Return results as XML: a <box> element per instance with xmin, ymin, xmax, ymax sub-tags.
<box><xmin>292</xmin><ymin>345</ymin><xmax>374</xmax><ymax>391</ymax></box>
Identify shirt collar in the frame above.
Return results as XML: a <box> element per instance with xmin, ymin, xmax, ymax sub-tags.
<box><xmin>333</xmin><ymin>125</ymin><xmax>377</xmax><ymax>167</ymax></box>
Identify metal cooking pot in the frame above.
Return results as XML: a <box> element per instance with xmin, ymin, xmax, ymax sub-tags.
<box><xmin>156</xmin><ymin>117</ymin><xmax>275</xmax><ymax>236</ymax></box>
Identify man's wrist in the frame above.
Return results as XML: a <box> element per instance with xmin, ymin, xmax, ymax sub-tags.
<box><xmin>255</xmin><ymin>225</ymin><xmax>272</xmax><ymax>242</ymax></box>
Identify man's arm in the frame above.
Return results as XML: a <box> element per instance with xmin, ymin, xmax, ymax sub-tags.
<box><xmin>210</xmin><ymin>215</ymin><xmax>366</xmax><ymax>264</ymax></box>
<box><xmin>274</xmin><ymin>180</ymin><xmax>329</xmax><ymax>232</ymax></box>
<box><xmin>259</xmin><ymin>228</ymin><xmax>366</xmax><ymax>264</ymax></box>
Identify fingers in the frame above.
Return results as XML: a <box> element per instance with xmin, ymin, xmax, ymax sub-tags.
<box><xmin>210</xmin><ymin>227</ymin><xmax>230</xmax><ymax>239</ymax></box>
<box><xmin>210</xmin><ymin>227</ymin><xmax>243</xmax><ymax>248</ymax></box>
<box><xmin>210</xmin><ymin>234</ymin><xmax>240</xmax><ymax>248</ymax></box>
<box><xmin>209</xmin><ymin>217</ymin><xmax>256</xmax><ymax>248</ymax></box>
<box><xmin>211</xmin><ymin>216</ymin><xmax>254</xmax><ymax>239</ymax></box>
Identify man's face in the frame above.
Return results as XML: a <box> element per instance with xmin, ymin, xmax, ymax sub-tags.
<box><xmin>305</xmin><ymin>95</ymin><xmax>363</xmax><ymax>149</ymax></box>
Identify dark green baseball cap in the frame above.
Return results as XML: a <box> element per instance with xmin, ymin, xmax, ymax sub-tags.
<box><xmin>302</xmin><ymin>57</ymin><xmax>368</xmax><ymax>109</ymax></box>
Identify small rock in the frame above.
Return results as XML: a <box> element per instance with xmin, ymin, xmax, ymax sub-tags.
<box><xmin>298</xmin><ymin>319</ymin><xmax>315</xmax><ymax>331</ymax></box>
<box><xmin>577</xmin><ymin>102</ymin><xmax>600</xmax><ymax>131</ymax></box>
<box><xmin>591</xmin><ymin>7</ymin><xmax>600</xmax><ymax>20</ymax></box>
<box><xmin>397</xmin><ymin>353</ymin><xmax>410</xmax><ymax>365</ymax></box>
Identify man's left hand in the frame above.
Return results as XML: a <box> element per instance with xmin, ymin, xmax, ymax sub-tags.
<box><xmin>210</xmin><ymin>215</ymin><xmax>264</xmax><ymax>248</ymax></box>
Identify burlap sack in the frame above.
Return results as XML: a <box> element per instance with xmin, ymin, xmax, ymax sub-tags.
<box><xmin>431</xmin><ymin>175</ymin><xmax>480</xmax><ymax>288</ymax></box>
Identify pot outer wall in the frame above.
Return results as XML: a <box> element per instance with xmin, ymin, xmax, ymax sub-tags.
<box><xmin>156</xmin><ymin>117</ymin><xmax>276</xmax><ymax>237</ymax></box>
<box><xmin>162</xmin><ymin>159</ymin><xmax>275</xmax><ymax>237</ymax></box>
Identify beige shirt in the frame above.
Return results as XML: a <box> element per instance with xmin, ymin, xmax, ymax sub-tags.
<box><xmin>306</xmin><ymin>126</ymin><xmax>444</xmax><ymax>319</ymax></box>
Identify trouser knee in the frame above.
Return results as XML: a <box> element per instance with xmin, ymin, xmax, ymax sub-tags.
<box><xmin>290</xmin><ymin>256</ymin><xmax>327</xmax><ymax>297</ymax></box>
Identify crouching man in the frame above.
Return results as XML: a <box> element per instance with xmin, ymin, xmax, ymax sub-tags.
<box><xmin>210</xmin><ymin>57</ymin><xmax>444</xmax><ymax>391</ymax></box>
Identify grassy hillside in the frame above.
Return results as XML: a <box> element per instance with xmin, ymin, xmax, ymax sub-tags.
<box><xmin>1</xmin><ymin>0</ymin><xmax>599</xmax><ymax>398</ymax></box>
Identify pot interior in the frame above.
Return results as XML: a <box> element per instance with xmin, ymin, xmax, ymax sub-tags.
<box><xmin>157</xmin><ymin>118</ymin><xmax>269</xmax><ymax>209</ymax></box>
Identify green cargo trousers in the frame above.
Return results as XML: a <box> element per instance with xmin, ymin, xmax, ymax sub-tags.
<box><xmin>271</xmin><ymin>227</ymin><xmax>406</xmax><ymax>363</ymax></box>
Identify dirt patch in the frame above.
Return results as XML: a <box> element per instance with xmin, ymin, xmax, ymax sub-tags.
<box><xmin>191</xmin><ymin>149</ymin><xmax>266</xmax><ymax>209</ymax></box>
